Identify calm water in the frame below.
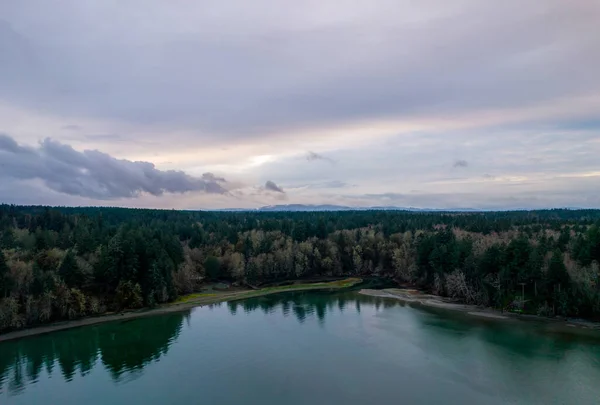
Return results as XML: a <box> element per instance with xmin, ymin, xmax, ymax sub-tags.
<box><xmin>2</xmin><ymin>291</ymin><xmax>600</xmax><ymax>405</ymax></box>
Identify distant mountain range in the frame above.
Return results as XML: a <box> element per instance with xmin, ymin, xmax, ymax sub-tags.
<box><xmin>213</xmin><ymin>204</ymin><xmax>482</xmax><ymax>212</ymax></box>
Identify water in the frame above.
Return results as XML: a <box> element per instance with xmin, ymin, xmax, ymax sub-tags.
<box><xmin>1</xmin><ymin>291</ymin><xmax>600</xmax><ymax>405</ymax></box>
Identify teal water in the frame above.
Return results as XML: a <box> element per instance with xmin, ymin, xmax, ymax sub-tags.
<box><xmin>1</xmin><ymin>291</ymin><xmax>600</xmax><ymax>405</ymax></box>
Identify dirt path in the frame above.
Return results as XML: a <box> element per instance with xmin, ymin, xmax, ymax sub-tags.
<box><xmin>0</xmin><ymin>278</ymin><xmax>361</xmax><ymax>343</ymax></box>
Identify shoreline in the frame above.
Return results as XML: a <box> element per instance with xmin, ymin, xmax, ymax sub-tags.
<box><xmin>359</xmin><ymin>288</ymin><xmax>600</xmax><ymax>334</ymax></box>
<box><xmin>0</xmin><ymin>278</ymin><xmax>361</xmax><ymax>343</ymax></box>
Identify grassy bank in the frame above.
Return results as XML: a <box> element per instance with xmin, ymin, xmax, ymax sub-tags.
<box><xmin>172</xmin><ymin>278</ymin><xmax>361</xmax><ymax>306</ymax></box>
<box><xmin>0</xmin><ymin>278</ymin><xmax>362</xmax><ymax>343</ymax></box>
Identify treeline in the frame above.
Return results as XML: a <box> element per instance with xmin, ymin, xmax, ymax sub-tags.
<box><xmin>1</xmin><ymin>205</ymin><xmax>600</xmax><ymax>332</ymax></box>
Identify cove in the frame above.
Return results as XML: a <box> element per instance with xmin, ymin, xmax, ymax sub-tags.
<box><xmin>2</xmin><ymin>291</ymin><xmax>600</xmax><ymax>405</ymax></box>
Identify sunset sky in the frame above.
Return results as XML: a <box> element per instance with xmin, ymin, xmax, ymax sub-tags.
<box><xmin>1</xmin><ymin>0</ymin><xmax>599</xmax><ymax>209</ymax></box>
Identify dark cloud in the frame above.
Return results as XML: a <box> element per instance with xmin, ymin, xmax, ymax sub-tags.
<box><xmin>264</xmin><ymin>180</ymin><xmax>284</xmax><ymax>193</ymax></box>
<box><xmin>306</xmin><ymin>151</ymin><xmax>335</xmax><ymax>164</ymax></box>
<box><xmin>202</xmin><ymin>172</ymin><xmax>226</xmax><ymax>183</ymax></box>
<box><xmin>453</xmin><ymin>160</ymin><xmax>469</xmax><ymax>168</ymax></box>
<box><xmin>0</xmin><ymin>134</ymin><xmax>228</xmax><ymax>199</ymax></box>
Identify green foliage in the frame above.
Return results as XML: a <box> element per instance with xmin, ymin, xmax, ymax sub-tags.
<box><xmin>115</xmin><ymin>280</ymin><xmax>143</xmax><ymax>310</ymax></box>
<box><xmin>0</xmin><ymin>228</ymin><xmax>15</xmax><ymax>249</ymax></box>
<box><xmin>548</xmin><ymin>250</ymin><xmax>569</xmax><ymax>287</ymax></box>
<box><xmin>2</xmin><ymin>204</ymin><xmax>600</xmax><ymax>332</ymax></box>
<box><xmin>59</xmin><ymin>250</ymin><xmax>84</xmax><ymax>287</ymax></box>
<box><xmin>0</xmin><ymin>297</ymin><xmax>23</xmax><ymax>331</ymax></box>
<box><xmin>204</xmin><ymin>256</ymin><xmax>221</xmax><ymax>281</ymax></box>
<box><xmin>0</xmin><ymin>250</ymin><xmax>12</xmax><ymax>298</ymax></box>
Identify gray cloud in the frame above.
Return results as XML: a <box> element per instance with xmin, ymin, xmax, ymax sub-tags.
<box><xmin>0</xmin><ymin>2</ymin><xmax>599</xmax><ymax>210</ymax></box>
<box><xmin>202</xmin><ymin>172</ymin><xmax>226</xmax><ymax>183</ymax></box>
<box><xmin>82</xmin><ymin>134</ymin><xmax>125</xmax><ymax>142</ymax></box>
<box><xmin>306</xmin><ymin>151</ymin><xmax>335</xmax><ymax>164</ymax></box>
<box><xmin>0</xmin><ymin>1</ymin><xmax>598</xmax><ymax>140</ymax></box>
<box><xmin>265</xmin><ymin>180</ymin><xmax>284</xmax><ymax>193</ymax></box>
<box><xmin>453</xmin><ymin>160</ymin><xmax>469</xmax><ymax>168</ymax></box>
<box><xmin>0</xmin><ymin>134</ymin><xmax>228</xmax><ymax>199</ymax></box>
<box><xmin>313</xmin><ymin>180</ymin><xmax>348</xmax><ymax>189</ymax></box>
<box><xmin>61</xmin><ymin>124</ymin><xmax>82</xmax><ymax>131</ymax></box>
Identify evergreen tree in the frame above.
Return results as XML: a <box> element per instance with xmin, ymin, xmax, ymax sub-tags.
<box><xmin>548</xmin><ymin>249</ymin><xmax>570</xmax><ymax>288</ymax></box>
<box><xmin>0</xmin><ymin>250</ymin><xmax>12</xmax><ymax>297</ymax></box>
<box><xmin>3</xmin><ymin>204</ymin><xmax>600</xmax><ymax>332</ymax></box>
<box><xmin>59</xmin><ymin>250</ymin><xmax>84</xmax><ymax>287</ymax></box>
<box><xmin>204</xmin><ymin>256</ymin><xmax>221</xmax><ymax>281</ymax></box>
<box><xmin>0</xmin><ymin>229</ymin><xmax>15</xmax><ymax>249</ymax></box>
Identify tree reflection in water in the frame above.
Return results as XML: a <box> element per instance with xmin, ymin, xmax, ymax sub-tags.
<box><xmin>0</xmin><ymin>311</ymin><xmax>189</xmax><ymax>396</ymax></box>
<box><xmin>3</xmin><ymin>290</ymin><xmax>600</xmax><ymax>399</ymax></box>
<box><xmin>3</xmin><ymin>292</ymin><xmax>384</xmax><ymax>396</ymax></box>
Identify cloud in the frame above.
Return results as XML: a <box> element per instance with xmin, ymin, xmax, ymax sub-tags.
<box><xmin>310</xmin><ymin>180</ymin><xmax>348</xmax><ymax>189</ymax></box>
<box><xmin>61</xmin><ymin>124</ymin><xmax>82</xmax><ymax>131</ymax></box>
<box><xmin>1</xmin><ymin>1</ymin><xmax>598</xmax><ymax>142</ymax></box>
<box><xmin>306</xmin><ymin>151</ymin><xmax>335</xmax><ymax>164</ymax></box>
<box><xmin>264</xmin><ymin>180</ymin><xmax>284</xmax><ymax>193</ymax></box>
<box><xmin>453</xmin><ymin>159</ymin><xmax>469</xmax><ymax>168</ymax></box>
<box><xmin>202</xmin><ymin>172</ymin><xmax>226</xmax><ymax>183</ymax></box>
<box><xmin>0</xmin><ymin>134</ymin><xmax>228</xmax><ymax>199</ymax></box>
<box><xmin>83</xmin><ymin>134</ymin><xmax>125</xmax><ymax>142</ymax></box>
<box><xmin>228</xmin><ymin>182</ymin><xmax>289</xmax><ymax>204</ymax></box>
<box><xmin>0</xmin><ymin>2</ymin><xmax>599</xmax><ymax>210</ymax></box>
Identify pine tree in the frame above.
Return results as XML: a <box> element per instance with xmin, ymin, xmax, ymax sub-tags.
<box><xmin>59</xmin><ymin>249</ymin><xmax>84</xmax><ymax>287</ymax></box>
<box><xmin>0</xmin><ymin>229</ymin><xmax>15</xmax><ymax>249</ymax></box>
<box><xmin>548</xmin><ymin>249</ymin><xmax>569</xmax><ymax>287</ymax></box>
<box><xmin>204</xmin><ymin>256</ymin><xmax>221</xmax><ymax>281</ymax></box>
<box><xmin>0</xmin><ymin>250</ymin><xmax>12</xmax><ymax>297</ymax></box>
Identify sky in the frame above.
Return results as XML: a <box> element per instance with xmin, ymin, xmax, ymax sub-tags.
<box><xmin>1</xmin><ymin>0</ymin><xmax>600</xmax><ymax>210</ymax></box>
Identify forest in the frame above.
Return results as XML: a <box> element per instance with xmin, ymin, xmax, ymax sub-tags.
<box><xmin>1</xmin><ymin>204</ymin><xmax>600</xmax><ymax>333</ymax></box>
